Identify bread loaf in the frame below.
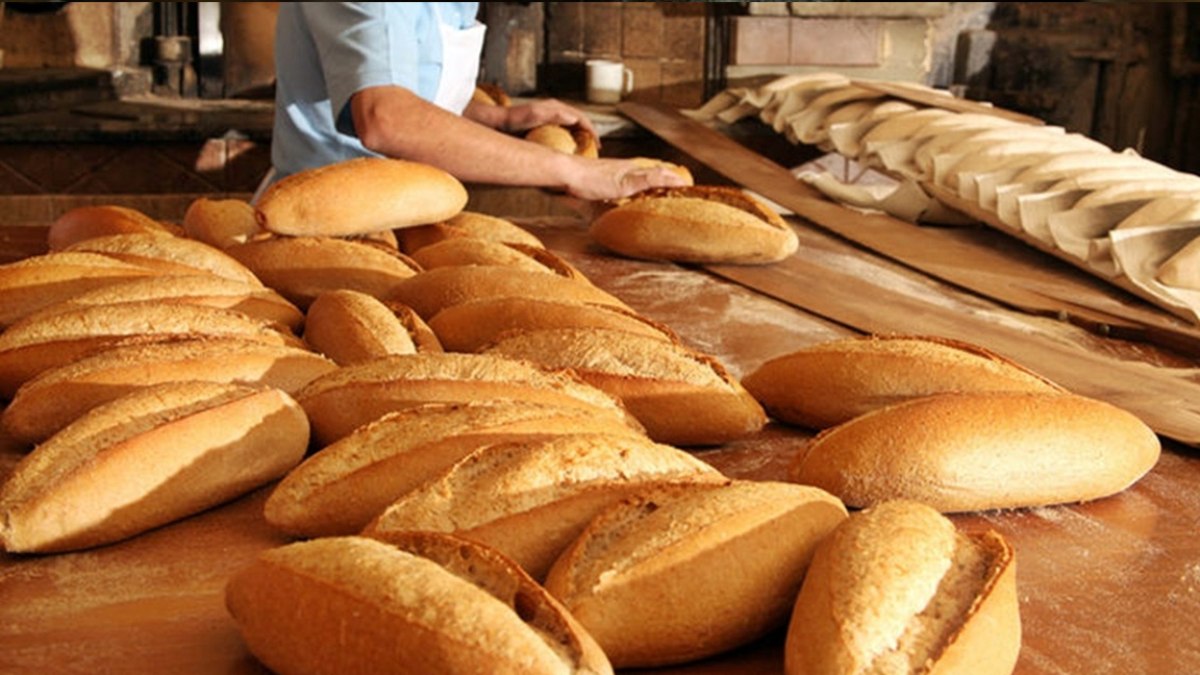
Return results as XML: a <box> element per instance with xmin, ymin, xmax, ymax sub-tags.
<box><xmin>264</xmin><ymin>399</ymin><xmax>648</xmax><ymax>538</ymax></box>
<box><xmin>0</xmin><ymin>381</ymin><xmax>310</xmax><ymax>553</ymax></box>
<box><xmin>524</xmin><ymin>124</ymin><xmax>600</xmax><ymax>158</ymax></box>
<box><xmin>482</xmin><ymin>327</ymin><xmax>767</xmax><ymax>446</ymax></box>
<box><xmin>0</xmin><ymin>251</ymin><xmax>159</xmax><ymax>328</ymax></box>
<box><xmin>294</xmin><ymin>352</ymin><xmax>643</xmax><ymax>445</ymax></box>
<box><xmin>784</xmin><ymin>500</ymin><xmax>1020</xmax><ymax>675</ymax></box>
<box><xmin>225</xmin><ymin>235</ymin><xmax>422</xmax><ymax>309</ymax></box>
<box><xmin>791</xmin><ymin>391</ymin><xmax>1161</xmax><ymax>512</ymax></box>
<box><xmin>396</xmin><ymin>211</ymin><xmax>545</xmax><ymax>254</ymax></box>
<box><xmin>409</xmin><ymin>237</ymin><xmax>587</xmax><ymax>279</ymax></box>
<box><xmin>472</xmin><ymin>82</ymin><xmax>512</xmax><ymax>107</ymax></box>
<box><xmin>2</xmin><ymin>337</ymin><xmax>336</xmax><ymax>446</ymax></box>
<box><xmin>0</xmin><ymin>301</ymin><xmax>303</xmax><ymax>399</ymax></box>
<box><xmin>428</xmin><ymin>297</ymin><xmax>678</xmax><ymax>353</ymax></box>
<box><xmin>302</xmin><ymin>289</ymin><xmax>441</xmax><ymax>366</ymax></box>
<box><xmin>182</xmin><ymin>197</ymin><xmax>264</xmax><ymax>248</ymax></box>
<box><xmin>588</xmin><ymin>185</ymin><xmax>799</xmax><ymax>265</ymax></box>
<box><xmin>362</xmin><ymin>432</ymin><xmax>725</xmax><ymax>580</ymax></box>
<box><xmin>544</xmin><ymin>480</ymin><xmax>847</xmax><ymax>668</ymax></box>
<box><xmin>742</xmin><ymin>334</ymin><xmax>1063</xmax><ymax>429</ymax></box>
<box><xmin>65</xmin><ymin>232</ymin><xmax>264</xmax><ymax>286</ymax></box>
<box><xmin>47</xmin><ymin>204</ymin><xmax>182</xmax><ymax>251</ymax></box>
<box><xmin>255</xmin><ymin>157</ymin><xmax>468</xmax><ymax>236</ymax></box>
<box><xmin>225</xmin><ymin>534</ymin><xmax>613</xmax><ymax>675</ymax></box>
<box><xmin>629</xmin><ymin>157</ymin><xmax>695</xmax><ymax>186</ymax></box>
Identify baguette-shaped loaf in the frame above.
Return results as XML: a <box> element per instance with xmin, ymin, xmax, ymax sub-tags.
<box><xmin>395</xmin><ymin>211</ymin><xmax>545</xmax><ymax>254</ymax></box>
<box><xmin>66</xmin><ymin>232</ymin><xmax>264</xmax><ymax>286</ymax></box>
<box><xmin>589</xmin><ymin>185</ymin><xmax>799</xmax><ymax>265</ymax></box>
<box><xmin>0</xmin><ymin>301</ymin><xmax>303</xmax><ymax>399</ymax></box>
<box><xmin>742</xmin><ymin>334</ymin><xmax>1063</xmax><ymax>429</ymax></box>
<box><xmin>792</xmin><ymin>391</ymin><xmax>1161</xmax><ymax>512</ymax></box>
<box><xmin>784</xmin><ymin>500</ymin><xmax>1020</xmax><ymax>675</ymax></box>
<box><xmin>182</xmin><ymin>197</ymin><xmax>264</xmax><ymax>249</ymax></box>
<box><xmin>363</xmin><ymin>432</ymin><xmax>725</xmax><ymax>580</ymax></box>
<box><xmin>429</xmin><ymin>297</ymin><xmax>678</xmax><ymax>353</ymax></box>
<box><xmin>388</xmin><ymin>265</ymin><xmax>630</xmax><ymax>320</ymax></box>
<box><xmin>410</xmin><ymin>238</ymin><xmax>587</xmax><ymax>280</ymax></box>
<box><xmin>295</xmin><ymin>352</ymin><xmax>643</xmax><ymax>445</ymax></box>
<box><xmin>256</xmin><ymin>157</ymin><xmax>468</xmax><ymax>236</ymax></box>
<box><xmin>482</xmin><ymin>327</ymin><xmax>767</xmax><ymax>446</ymax></box>
<box><xmin>525</xmin><ymin>124</ymin><xmax>600</xmax><ymax>158</ymax></box>
<box><xmin>2</xmin><ymin>337</ymin><xmax>336</xmax><ymax>446</ymax></box>
<box><xmin>225</xmin><ymin>534</ymin><xmax>613</xmax><ymax>675</ymax></box>
<box><xmin>544</xmin><ymin>480</ymin><xmax>847</xmax><ymax>668</ymax></box>
<box><xmin>302</xmin><ymin>289</ymin><xmax>441</xmax><ymax>366</ymax></box>
<box><xmin>0</xmin><ymin>251</ymin><xmax>159</xmax><ymax>328</ymax></box>
<box><xmin>225</xmin><ymin>236</ymin><xmax>422</xmax><ymax>309</ymax></box>
<box><xmin>0</xmin><ymin>381</ymin><xmax>310</xmax><ymax>553</ymax></box>
<box><xmin>265</xmin><ymin>399</ymin><xmax>648</xmax><ymax>538</ymax></box>
<box><xmin>47</xmin><ymin>204</ymin><xmax>182</xmax><ymax>251</ymax></box>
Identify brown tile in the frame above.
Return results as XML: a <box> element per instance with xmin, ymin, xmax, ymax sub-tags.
<box><xmin>665</xmin><ymin>9</ymin><xmax>707</xmax><ymax>62</ymax></box>
<box><xmin>0</xmin><ymin>159</ymin><xmax>44</xmax><ymax>195</ymax></box>
<box><xmin>545</xmin><ymin>2</ymin><xmax>585</xmax><ymax>59</ymax></box>
<box><xmin>729</xmin><ymin>17</ymin><xmax>790</xmax><ymax>65</ymax></box>
<box><xmin>584</xmin><ymin>3</ymin><xmax>623</xmax><ymax>58</ymax></box>
<box><xmin>790</xmin><ymin>18</ymin><xmax>883</xmax><ymax>66</ymax></box>
<box><xmin>67</xmin><ymin>146</ymin><xmax>217</xmax><ymax>194</ymax></box>
<box><xmin>624</xmin><ymin>57</ymin><xmax>663</xmax><ymax>103</ymax></box>
<box><xmin>622</xmin><ymin>4</ymin><xmax>665</xmax><ymax>58</ymax></box>
<box><xmin>661</xmin><ymin>61</ymin><xmax>706</xmax><ymax>108</ymax></box>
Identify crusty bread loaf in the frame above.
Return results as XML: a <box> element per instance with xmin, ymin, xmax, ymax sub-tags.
<box><xmin>388</xmin><ymin>265</ymin><xmax>631</xmax><ymax>321</ymax></box>
<box><xmin>428</xmin><ymin>297</ymin><xmax>679</xmax><ymax>353</ymax></box>
<box><xmin>482</xmin><ymin>327</ymin><xmax>767</xmax><ymax>446</ymax></box>
<box><xmin>0</xmin><ymin>301</ymin><xmax>303</xmax><ymax>399</ymax></box>
<box><xmin>791</xmin><ymin>391</ymin><xmax>1161</xmax><ymax>512</ymax></box>
<box><xmin>395</xmin><ymin>211</ymin><xmax>545</xmax><ymax>254</ymax></box>
<box><xmin>472</xmin><ymin>82</ymin><xmax>512</xmax><ymax>107</ymax></box>
<box><xmin>524</xmin><ymin>124</ymin><xmax>600</xmax><ymax>158</ymax></box>
<box><xmin>65</xmin><ymin>232</ymin><xmax>264</xmax><ymax>286</ymax></box>
<box><xmin>182</xmin><ymin>196</ymin><xmax>264</xmax><ymax>248</ymax></box>
<box><xmin>544</xmin><ymin>480</ymin><xmax>847</xmax><ymax>668</ymax></box>
<box><xmin>264</xmin><ymin>399</ymin><xmax>648</xmax><ymax>538</ymax></box>
<box><xmin>362</xmin><ymin>432</ymin><xmax>725</xmax><ymax>580</ymax></box>
<box><xmin>294</xmin><ymin>352</ymin><xmax>643</xmax><ymax>445</ymax></box>
<box><xmin>588</xmin><ymin>185</ymin><xmax>799</xmax><ymax>265</ymax></box>
<box><xmin>302</xmin><ymin>289</ymin><xmax>441</xmax><ymax>366</ymax></box>
<box><xmin>0</xmin><ymin>251</ymin><xmax>159</xmax><ymax>328</ymax></box>
<box><xmin>225</xmin><ymin>534</ymin><xmax>613</xmax><ymax>675</ymax></box>
<box><xmin>255</xmin><ymin>157</ymin><xmax>468</xmax><ymax>236</ymax></box>
<box><xmin>0</xmin><ymin>381</ymin><xmax>310</xmax><ymax>553</ymax></box>
<box><xmin>30</xmin><ymin>274</ymin><xmax>304</xmax><ymax>331</ymax></box>
<box><xmin>2</xmin><ymin>337</ymin><xmax>336</xmax><ymax>446</ymax></box>
<box><xmin>742</xmin><ymin>334</ymin><xmax>1064</xmax><ymax>429</ymax></box>
<box><xmin>47</xmin><ymin>204</ymin><xmax>182</xmax><ymax>251</ymax></box>
<box><xmin>225</xmin><ymin>235</ymin><xmax>422</xmax><ymax>309</ymax></box>
<box><xmin>410</xmin><ymin>237</ymin><xmax>588</xmax><ymax>280</ymax></box>
<box><xmin>629</xmin><ymin>157</ymin><xmax>695</xmax><ymax>186</ymax></box>
<box><xmin>784</xmin><ymin>500</ymin><xmax>1020</xmax><ymax>675</ymax></box>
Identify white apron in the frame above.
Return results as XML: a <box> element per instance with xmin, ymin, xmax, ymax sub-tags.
<box><xmin>431</xmin><ymin>5</ymin><xmax>486</xmax><ymax>114</ymax></box>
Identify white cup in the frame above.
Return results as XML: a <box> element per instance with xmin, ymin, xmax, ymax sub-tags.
<box><xmin>586</xmin><ymin>59</ymin><xmax>634</xmax><ymax>104</ymax></box>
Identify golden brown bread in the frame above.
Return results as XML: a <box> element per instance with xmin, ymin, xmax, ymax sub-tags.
<box><xmin>302</xmin><ymin>289</ymin><xmax>441</xmax><ymax>366</ymax></box>
<box><xmin>742</xmin><ymin>334</ymin><xmax>1064</xmax><ymax>429</ymax></box>
<box><xmin>409</xmin><ymin>237</ymin><xmax>587</xmax><ymax>279</ymax></box>
<box><xmin>255</xmin><ymin>157</ymin><xmax>468</xmax><ymax>236</ymax></box>
<box><xmin>524</xmin><ymin>124</ymin><xmax>600</xmax><ymax>158</ymax></box>
<box><xmin>264</xmin><ymin>399</ymin><xmax>648</xmax><ymax>538</ymax></box>
<box><xmin>481</xmin><ymin>327</ymin><xmax>767</xmax><ymax>446</ymax></box>
<box><xmin>0</xmin><ymin>251</ymin><xmax>159</xmax><ymax>328</ymax></box>
<box><xmin>0</xmin><ymin>381</ymin><xmax>310</xmax><ymax>553</ymax></box>
<box><xmin>428</xmin><ymin>297</ymin><xmax>679</xmax><ymax>353</ymax></box>
<box><xmin>362</xmin><ymin>432</ymin><xmax>726</xmax><ymax>580</ymax></box>
<box><xmin>472</xmin><ymin>82</ymin><xmax>512</xmax><ymax>107</ymax></box>
<box><xmin>225</xmin><ymin>534</ymin><xmax>613</xmax><ymax>675</ymax></box>
<box><xmin>589</xmin><ymin>185</ymin><xmax>799</xmax><ymax>265</ymax></box>
<box><xmin>544</xmin><ymin>480</ymin><xmax>847</xmax><ymax>668</ymax></box>
<box><xmin>791</xmin><ymin>391</ymin><xmax>1161</xmax><ymax>512</ymax></box>
<box><xmin>784</xmin><ymin>500</ymin><xmax>1020</xmax><ymax>675</ymax></box>
<box><xmin>47</xmin><ymin>204</ymin><xmax>183</xmax><ymax>251</ymax></box>
<box><xmin>181</xmin><ymin>196</ymin><xmax>264</xmax><ymax>248</ymax></box>
<box><xmin>629</xmin><ymin>157</ymin><xmax>695</xmax><ymax>186</ymax></box>
<box><xmin>65</xmin><ymin>232</ymin><xmax>264</xmax><ymax>286</ymax></box>
<box><xmin>225</xmin><ymin>235</ymin><xmax>422</xmax><ymax>309</ymax></box>
<box><xmin>395</xmin><ymin>211</ymin><xmax>545</xmax><ymax>254</ymax></box>
<box><xmin>1</xmin><ymin>336</ymin><xmax>336</xmax><ymax>446</ymax></box>
<box><xmin>294</xmin><ymin>352</ymin><xmax>644</xmax><ymax>445</ymax></box>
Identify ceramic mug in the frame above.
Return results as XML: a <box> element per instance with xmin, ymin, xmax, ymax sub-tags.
<box><xmin>586</xmin><ymin>59</ymin><xmax>634</xmax><ymax>104</ymax></box>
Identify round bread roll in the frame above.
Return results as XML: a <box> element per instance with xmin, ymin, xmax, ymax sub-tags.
<box><xmin>47</xmin><ymin>204</ymin><xmax>182</xmax><ymax>251</ymax></box>
<box><xmin>784</xmin><ymin>500</ymin><xmax>1020</xmax><ymax>675</ymax></box>
<box><xmin>396</xmin><ymin>211</ymin><xmax>545</xmax><ymax>254</ymax></box>
<box><xmin>0</xmin><ymin>251</ymin><xmax>159</xmax><ymax>329</ymax></box>
<box><xmin>0</xmin><ymin>381</ymin><xmax>310</xmax><ymax>553</ymax></box>
<box><xmin>182</xmin><ymin>197</ymin><xmax>264</xmax><ymax>248</ymax></box>
<box><xmin>303</xmin><ymin>289</ymin><xmax>440</xmax><ymax>366</ymax></box>
<box><xmin>544</xmin><ymin>480</ymin><xmax>847</xmax><ymax>668</ymax></box>
<box><xmin>225</xmin><ymin>534</ymin><xmax>614</xmax><ymax>675</ymax></box>
<box><xmin>65</xmin><ymin>232</ymin><xmax>264</xmax><ymax>286</ymax></box>
<box><xmin>589</xmin><ymin>185</ymin><xmax>799</xmax><ymax>265</ymax></box>
<box><xmin>791</xmin><ymin>391</ymin><xmax>1161</xmax><ymax>512</ymax></box>
<box><xmin>742</xmin><ymin>334</ymin><xmax>1063</xmax><ymax>429</ymax></box>
<box><xmin>525</xmin><ymin>124</ymin><xmax>599</xmax><ymax>158</ymax></box>
<box><xmin>255</xmin><ymin>157</ymin><xmax>468</xmax><ymax>237</ymax></box>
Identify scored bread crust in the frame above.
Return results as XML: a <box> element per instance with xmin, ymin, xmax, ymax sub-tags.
<box><xmin>742</xmin><ymin>333</ymin><xmax>1064</xmax><ymax>429</ymax></box>
<box><xmin>303</xmin><ymin>289</ymin><xmax>428</xmax><ymax>366</ymax></box>
<box><xmin>65</xmin><ymin>232</ymin><xmax>264</xmax><ymax>286</ymax></box>
<box><xmin>255</xmin><ymin>157</ymin><xmax>468</xmax><ymax>236</ymax></box>
<box><xmin>791</xmin><ymin>390</ymin><xmax>1162</xmax><ymax>512</ymax></box>
<box><xmin>0</xmin><ymin>251</ymin><xmax>160</xmax><ymax>328</ymax></box>
<box><xmin>410</xmin><ymin>238</ymin><xmax>588</xmax><ymax>280</ymax></box>
<box><xmin>396</xmin><ymin>211</ymin><xmax>546</xmax><ymax>254</ymax></box>
<box><xmin>182</xmin><ymin>197</ymin><xmax>264</xmax><ymax>249</ymax></box>
<box><xmin>225</xmin><ymin>535</ymin><xmax>614</xmax><ymax>675</ymax></box>
<box><xmin>47</xmin><ymin>204</ymin><xmax>182</xmax><ymax>251</ymax></box>
<box><xmin>0</xmin><ymin>381</ymin><xmax>310</xmax><ymax>553</ymax></box>
<box><xmin>783</xmin><ymin>500</ymin><xmax>1020</xmax><ymax>675</ymax></box>
<box><xmin>589</xmin><ymin>185</ymin><xmax>799</xmax><ymax>265</ymax></box>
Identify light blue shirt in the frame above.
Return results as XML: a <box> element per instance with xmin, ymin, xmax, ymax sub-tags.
<box><xmin>270</xmin><ymin>2</ymin><xmax>481</xmax><ymax>182</ymax></box>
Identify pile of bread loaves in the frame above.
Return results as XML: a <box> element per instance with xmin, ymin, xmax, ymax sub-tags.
<box><xmin>0</xmin><ymin>157</ymin><xmax>1161</xmax><ymax>674</ymax></box>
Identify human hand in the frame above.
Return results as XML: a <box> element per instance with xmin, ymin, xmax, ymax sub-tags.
<box><xmin>564</xmin><ymin>157</ymin><xmax>692</xmax><ymax>202</ymax></box>
<box><xmin>503</xmin><ymin>98</ymin><xmax>598</xmax><ymax>138</ymax></box>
